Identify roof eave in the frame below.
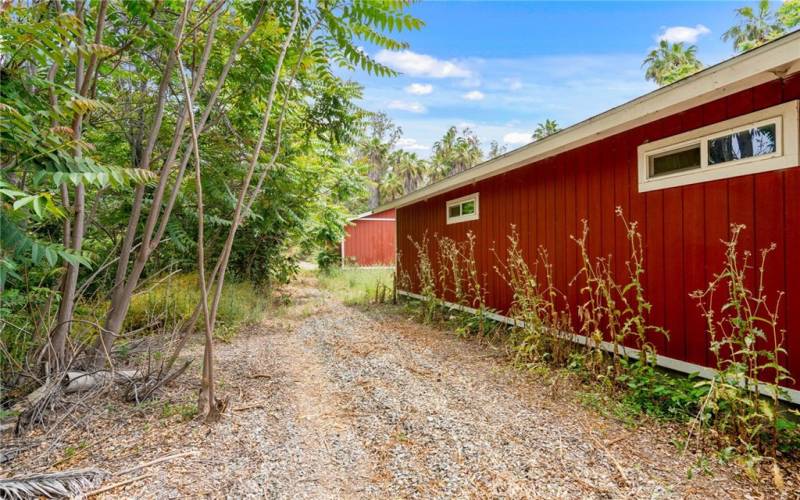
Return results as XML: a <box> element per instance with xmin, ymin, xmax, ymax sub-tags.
<box><xmin>376</xmin><ymin>31</ymin><xmax>800</xmax><ymax>212</ymax></box>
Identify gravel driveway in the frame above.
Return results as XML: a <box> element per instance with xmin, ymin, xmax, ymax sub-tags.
<box><xmin>20</xmin><ymin>277</ymin><xmax>793</xmax><ymax>498</ymax></box>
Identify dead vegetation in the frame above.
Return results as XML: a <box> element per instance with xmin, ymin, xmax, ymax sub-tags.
<box><xmin>403</xmin><ymin>210</ymin><xmax>800</xmax><ymax>489</ymax></box>
<box><xmin>3</xmin><ymin>274</ymin><xmax>796</xmax><ymax>497</ymax></box>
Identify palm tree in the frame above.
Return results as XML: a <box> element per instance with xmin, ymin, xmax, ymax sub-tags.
<box><xmin>723</xmin><ymin>0</ymin><xmax>782</xmax><ymax>52</ymax></box>
<box><xmin>642</xmin><ymin>40</ymin><xmax>703</xmax><ymax>86</ymax></box>
<box><xmin>357</xmin><ymin>113</ymin><xmax>401</xmax><ymax>209</ymax></box>
<box><xmin>432</xmin><ymin>126</ymin><xmax>458</xmax><ymax>179</ymax></box>
<box><xmin>399</xmin><ymin>154</ymin><xmax>429</xmax><ymax>195</ymax></box>
<box><xmin>722</xmin><ymin>0</ymin><xmax>799</xmax><ymax>53</ymax></box>
<box><xmin>382</xmin><ymin>150</ymin><xmax>428</xmax><ymax>199</ymax></box>
<box><xmin>532</xmin><ymin>119</ymin><xmax>560</xmax><ymax>141</ymax></box>
<box><xmin>452</xmin><ymin>127</ymin><xmax>482</xmax><ymax>175</ymax></box>
<box><xmin>432</xmin><ymin>126</ymin><xmax>483</xmax><ymax>179</ymax></box>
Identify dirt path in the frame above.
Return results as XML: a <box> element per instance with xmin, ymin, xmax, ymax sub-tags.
<box><xmin>16</xmin><ymin>277</ymin><xmax>795</xmax><ymax>498</ymax></box>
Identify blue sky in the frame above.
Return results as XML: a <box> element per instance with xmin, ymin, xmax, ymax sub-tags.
<box><xmin>342</xmin><ymin>1</ymin><xmax>779</xmax><ymax>156</ymax></box>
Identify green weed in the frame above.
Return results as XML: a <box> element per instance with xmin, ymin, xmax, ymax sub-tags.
<box><xmin>124</xmin><ymin>273</ymin><xmax>268</xmax><ymax>340</ymax></box>
<box><xmin>316</xmin><ymin>267</ymin><xmax>394</xmax><ymax>305</ymax></box>
<box><xmin>161</xmin><ymin>401</ymin><xmax>198</xmax><ymax>422</ymax></box>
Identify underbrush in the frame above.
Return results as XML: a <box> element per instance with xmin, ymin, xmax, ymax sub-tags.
<box><xmin>316</xmin><ymin>266</ymin><xmax>394</xmax><ymax>305</ymax></box>
<box><xmin>122</xmin><ymin>273</ymin><xmax>269</xmax><ymax>341</ymax></box>
<box><xmin>396</xmin><ymin>211</ymin><xmax>800</xmax><ymax>484</ymax></box>
<box><xmin>1</xmin><ymin>273</ymin><xmax>269</xmax><ymax>391</ymax></box>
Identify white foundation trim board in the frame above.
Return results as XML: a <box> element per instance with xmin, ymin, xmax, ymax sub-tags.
<box><xmin>397</xmin><ymin>289</ymin><xmax>800</xmax><ymax>404</ymax></box>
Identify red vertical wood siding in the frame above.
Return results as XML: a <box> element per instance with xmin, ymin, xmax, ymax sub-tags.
<box><xmin>343</xmin><ymin>209</ymin><xmax>396</xmax><ymax>266</ymax></box>
<box><xmin>397</xmin><ymin>81</ymin><xmax>800</xmax><ymax>389</ymax></box>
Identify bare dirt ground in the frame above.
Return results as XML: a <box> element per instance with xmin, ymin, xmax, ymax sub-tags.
<box><xmin>9</xmin><ymin>276</ymin><xmax>798</xmax><ymax>498</ymax></box>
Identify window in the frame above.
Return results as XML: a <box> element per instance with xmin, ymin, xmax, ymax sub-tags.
<box><xmin>638</xmin><ymin>100</ymin><xmax>798</xmax><ymax>192</ymax></box>
<box><xmin>707</xmin><ymin>123</ymin><xmax>776</xmax><ymax>165</ymax></box>
<box><xmin>446</xmin><ymin>193</ymin><xmax>479</xmax><ymax>224</ymax></box>
<box><xmin>650</xmin><ymin>144</ymin><xmax>701</xmax><ymax>177</ymax></box>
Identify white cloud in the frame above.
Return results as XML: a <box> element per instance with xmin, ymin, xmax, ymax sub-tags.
<box><xmin>502</xmin><ymin>132</ymin><xmax>532</xmax><ymax>145</ymax></box>
<box><xmin>656</xmin><ymin>24</ymin><xmax>711</xmax><ymax>44</ymax></box>
<box><xmin>404</xmin><ymin>83</ymin><xmax>433</xmax><ymax>95</ymax></box>
<box><xmin>354</xmin><ymin>53</ymin><xmax>660</xmax><ymax>159</ymax></box>
<box><xmin>505</xmin><ymin>77</ymin><xmax>523</xmax><ymax>90</ymax></box>
<box><xmin>396</xmin><ymin>137</ymin><xmax>428</xmax><ymax>151</ymax></box>
<box><xmin>387</xmin><ymin>100</ymin><xmax>427</xmax><ymax>113</ymax></box>
<box><xmin>375</xmin><ymin>50</ymin><xmax>472</xmax><ymax>78</ymax></box>
<box><xmin>462</xmin><ymin>90</ymin><xmax>485</xmax><ymax>101</ymax></box>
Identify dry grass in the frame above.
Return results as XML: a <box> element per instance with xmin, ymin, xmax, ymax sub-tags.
<box><xmin>4</xmin><ymin>276</ymin><xmax>797</xmax><ymax>498</ymax></box>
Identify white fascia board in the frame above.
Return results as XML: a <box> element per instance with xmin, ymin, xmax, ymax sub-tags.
<box><xmin>348</xmin><ymin>210</ymin><xmax>374</xmax><ymax>221</ymax></box>
<box><xmin>377</xmin><ymin>32</ymin><xmax>800</xmax><ymax>212</ymax></box>
<box><xmin>397</xmin><ymin>289</ymin><xmax>800</xmax><ymax>404</ymax></box>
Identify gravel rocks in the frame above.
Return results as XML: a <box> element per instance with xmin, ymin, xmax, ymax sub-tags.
<box><xmin>9</xmin><ymin>277</ymin><xmax>796</xmax><ymax>498</ymax></box>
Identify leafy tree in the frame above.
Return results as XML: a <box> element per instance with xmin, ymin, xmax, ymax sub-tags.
<box><xmin>0</xmin><ymin>0</ymin><xmax>423</xmax><ymax>423</ymax></box>
<box><xmin>487</xmin><ymin>140</ymin><xmax>508</xmax><ymax>159</ymax></box>
<box><xmin>532</xmin><ymin>119</ymin><xmax>561</xmax><ymax>141</ymax></box>
<box><xmin>778</xmin><ymin>0</ymin><xmax>800</xmax><ymax>29</ymax></box>
<box><xmin>642</xmin><ymin>40</ymin><xmax>703</xmax><ymax>86</ymax></box>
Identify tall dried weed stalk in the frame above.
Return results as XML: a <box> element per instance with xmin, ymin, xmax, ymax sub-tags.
<box><xmin>407</xmin><ymin>231</ymin><xmax>490</xmax><ymax>331</ymax></box>
<box><xmin>408</xmin><ymin>232</ymin><xmax>440</xmax><ymax>322</ymax></box>
<box><xmin>571</xmin><ymin>208</ymin><xmax>666</xmax><ymax>375</ymax></box>
<box><xmin>691</xmin><ymin>224</ymin><xmax>796</xmax><ymax>459</ymax></box>
<box><xmin>395</xmin><ymin>250</ymin><xmax>412</xmax><ymax>300</ymax></box>
<box><xmin>495</xmin><ymin>226</ymin><xmax>573</xmax><ymax>366</ymax></box>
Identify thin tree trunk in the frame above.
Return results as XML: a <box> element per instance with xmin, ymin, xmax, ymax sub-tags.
<box><xmin>167</xmin><ymin>8</ymin><xmax>316</xmax><ymax>363</ymax></box>
<box><xmin>202</xmin><ymin>0</ymin><xmax>300</xmax><ymax>338</ymax></box>
<box><xmin>177</xmin><ymin>56</ymin><xmax>218</xmax><ymax>422</ymax></box>
<box><xmin>150</xmin><ymin>0</ymin><xmax>305</xmax><ymax>401</ymax></box>
<box><xmin>95</xmin><ymin>2</ymin><xmax>266</xmax><ymax>367</ymax></box>
<box><xmin>95</xmin><ymin>0</ymin><xmax>194</xmax><ymax>366</ymax></box>
<box><xmin>49</xmin><ymin>0</ymin><xmax>108</xmax><ymax>371</ymax></box>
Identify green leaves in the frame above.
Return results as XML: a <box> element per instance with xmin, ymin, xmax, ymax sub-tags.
<box><xmin>722</xmin><ymin>0</ymin><xmax>796</xmax><ymax>53</ymax></box>
<box><xmin>642</xmin><ymin>40</ymin><xmax>703</xmax><ymax>86</ymax></box>
<box><xmin>0</xmin><ymin>211</ymin><xmax>91</xmax><ymax>287</ymax></box>
<box><xmin>1</xmin><ymin>181</ymin><xmax>65</xmax><ymax>219</ymax></box>
<box><xmin>319</xmin><ymin>0</ymin><xmax>422</xmax><ymax>77</ymax></box>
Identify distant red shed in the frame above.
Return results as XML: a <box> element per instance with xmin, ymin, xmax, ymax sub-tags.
<box><xmin>378</xmin><ymin>34</ymin><xmax>800</xmax><ymax>402</ymax></box>
<box><xmin>341</xmin><ymin>209</ymin><xmax>396</xmax><ymax>267</ymax></box>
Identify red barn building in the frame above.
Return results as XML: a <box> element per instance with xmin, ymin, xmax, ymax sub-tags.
<box><xmin>380</xmin><ymin>34</ymin><xmax>800</xmax><ymax>402</ymax></box>
<box><xmin>341</xmin><ymin>209</ymin><xmax>396</xmax><ymax>267</ymax></box>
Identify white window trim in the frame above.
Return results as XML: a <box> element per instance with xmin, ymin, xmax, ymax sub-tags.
<box><xmin>446</xmin><ymin>192</ymin><xmax>480</xmax><ymax>224</ymax></box>
<box><xmin>638</xmin><ymin>100</ymin><xmax>799</xmax><ymax>192</ymax></box>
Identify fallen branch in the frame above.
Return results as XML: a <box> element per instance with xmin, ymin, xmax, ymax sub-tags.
<box><xmin>582</xmin><ymin>423</ymin><xmax>629</xmax><ymax>487</ymax></box>
<box><xmin>595</xmin><ymin>438</ymin><xmax>629</xmax><ymax>486</ymax></box>
<box><xmin>233</xmin><ymin>403</ymin><xmax>265</xmax><ymax>411</ymax></box>
<box><xmin>64</xmin><ymin>370</ymin><xmax>140</xmax><ymax>393</ymax></box>
<box><xmin>603</xmin><ymin>435</ymin><xmax>627</xmax><ymax>447</ymax></box>
<box><xmin>127</xmin><ymin>360</ymin><xmax>193</xmax><ymax>402</ymax></box>
<box><xmin>115</xmin><ymin>450</ymin><xmax>199</xmax><ymax>477</ymax></box>
<box><xmin>86</xmin><ymin>473</ymin><xmax>154</xmax><ymax>497</ymax></box>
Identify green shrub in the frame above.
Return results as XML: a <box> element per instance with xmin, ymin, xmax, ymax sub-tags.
<box><xmin>161</xmin><ymin>401</ymin><xmax>198</xmax><ymax>421</ymax></box>
<box><xmin>316</xmin><ymin>248</ymin><xmax>341</xmax><ymax>273</ymax></box>
<box><xmin>616</xmin><ymin>361</ymin><xmax>706</xmax><ymax>421</ymax></box>
<box><xmin>125</xmin><ymin>273</ymin><xmax>268</xmax><ymax>340</ymax></box>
